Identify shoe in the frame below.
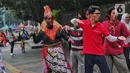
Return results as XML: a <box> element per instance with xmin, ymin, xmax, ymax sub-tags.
<box><xmin>1</xmin><ymin>66</ymin><xmax>6</xmax><ymax>73</ymax></box>
<box><xmin>10</xmin><ymin>53</ymin><xmax>14</xmax><ymax>56</ymax></box>
<box><xmin>22</xmin><ymin>51</ymin><xmax>26</xmax><ymax>53</ymax></box>
<box><xmin>2</xmin><ymin>71</ymin><xmax>6</xmax><ymax>73</ymax></box>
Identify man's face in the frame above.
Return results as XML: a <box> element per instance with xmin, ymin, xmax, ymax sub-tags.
<box><xmin>78</xmin><ymin>14</ymin><xmax>82</xmax><ymax>19</ymax></box>
<box><xmin>45</xmin><ymin>15</ymin><xmax>53</xmax><ymax>28</ymax></box>
<box><xmin>110</xmin><ymin>9</ymin><xmax>118</xmax><ymax>21</ymax></box>
<box><xmin>90</xmin><ymin>10</ymin><xmax>101</xmax><ymax>22</ymax></box>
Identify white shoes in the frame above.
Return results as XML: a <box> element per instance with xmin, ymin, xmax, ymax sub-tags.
<box><xmin>10</xmin><ymin>53</ymin><xmax>14</xmax><ymax>56</ymax></box>
<box><xmin>2</xmin><ymin>71</ymin><xmax>6</xmax><ymax>73</ymax></box>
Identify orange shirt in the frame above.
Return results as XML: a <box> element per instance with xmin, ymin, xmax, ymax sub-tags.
<box><xmin>0</xmin><ymin>34</ymin><xmax>6</xmax><ymax>46</ymax></box>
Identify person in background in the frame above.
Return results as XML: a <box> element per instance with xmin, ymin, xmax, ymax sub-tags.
<box><xmin>7</xmin><ymin>28</ymin><xmax>16</xmax><ymax>56</ymax></box>
<box><xmin>0</xmin><ymin>30</ymin><xmax>6</xmax><ymax>47</ymax></box>
<box><xmin>77</xmin><ymin>13</ymin><xmax>83</xmax><ymax>20</ymax></box>
<box><xmin>121</xmin><ymin>13</ymin><xmax>130</xmax><ymax>71</ymax></box>
<box><xmin>64</xmin><ymin>18</ymin><xmax>84</xmax><ymax>73</ymax></box>
<box><xmin>103</xmin><ymin>8</ymin><xmax>130</xmax><ymax>73</ymax></box>
<box><xmin>19</xmin><ymin>28</ymin><xmax>29</xmax><ymax>53</ymax></box>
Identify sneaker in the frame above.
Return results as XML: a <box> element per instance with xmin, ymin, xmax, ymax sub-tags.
<box><xmin>22</xmin><ymin>51</ymin><xmax>26</xmax><ymax>53</ymax></box>
<box><xmin>10</xmin><ymin>53</ymin><xmax>14</xmax><ymax>56</ymax></box>
<box><xmin>2</xmin><ymin>71</ymin><xmax>6</xmax><ymax>73</ymax></box>
<box><xmin>1</xmin><ymin>66</ymin><xmax>6</xmax><ymax>73</ymax></box>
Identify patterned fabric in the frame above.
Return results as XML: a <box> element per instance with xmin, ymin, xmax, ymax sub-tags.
<box><xmin>42</xmin><ymin>44</ymin><xmax>72</xmax><ymax>73</ymax></box>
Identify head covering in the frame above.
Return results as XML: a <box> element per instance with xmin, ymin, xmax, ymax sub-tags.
<box><xmin>44</xmin><ymin>5</ymin><xmax>52</xmax><ymax>17</ymax></box>
<box><xmin>121</xmin><ymin>13</ymin><xmax>130</xmax><ymax>30</ymax></box>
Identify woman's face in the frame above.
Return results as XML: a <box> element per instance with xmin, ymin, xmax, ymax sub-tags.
<box><xmin>125</xmin><ymin>14</ymin><xmax>130</xmax><ymax>23</ymax></box>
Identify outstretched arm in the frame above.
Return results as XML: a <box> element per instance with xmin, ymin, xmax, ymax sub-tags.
<box><xmin>105</xmin><ymin>35</ymin><xmax>126</xmax><ymax>42</ymax></box>
<box><xmin>61</xmin><ymin>29</ymin><xmax>74</xmax><ymax>43</ymax></box>
<box><xmin>70</xmin><ymin>18</ymin><xmax>84</xmax><ymax>25</ymax></box>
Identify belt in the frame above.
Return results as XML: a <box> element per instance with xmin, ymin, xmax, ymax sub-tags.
<box><xmin>44</xmin><ymin>41</ymin><xmax>62</xmax><ymax>48</ymax></box>
<box><xmin>71</xmin><ymin>48</ymin><xmax>83</xmax><ymax>51</ymax></box>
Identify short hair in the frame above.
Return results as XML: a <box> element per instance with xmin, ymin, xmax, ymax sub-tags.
<box><xmin>88</xmin><ymin>5</ymin><xmax>100</xmax><ymax>14</ymax></box>
<box><xmin>107</xmin><ymin>7</ymin><xmax>115</xmax><ymax>20</ymax></box>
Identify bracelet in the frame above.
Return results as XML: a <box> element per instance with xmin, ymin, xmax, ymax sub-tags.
<box><xmin>117</xmin><ymin>37</ymin><xmax>120</xmax><ymax>40</ymax></box>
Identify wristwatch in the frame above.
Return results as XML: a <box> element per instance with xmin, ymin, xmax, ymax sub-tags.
<box><xmin>117</xmin><ymin>37</ymin><xmax>120</xmax><ymax>40</ymax></box>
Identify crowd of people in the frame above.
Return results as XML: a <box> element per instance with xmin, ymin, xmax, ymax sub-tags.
<box><xmin>1</xmin><ymin>4</ymin><xmax>130</xmax><ymax>73</ymax></box>
<box><xmin>32</xmin><ymin>5</ymin><xmax>130</xmax><ymax>73</ymax></box>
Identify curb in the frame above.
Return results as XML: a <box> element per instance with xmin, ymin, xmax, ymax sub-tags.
<box><xmin>3</xmin><ymin>60</ymin><xmax>22</xmax><ymax>73</ymax></box>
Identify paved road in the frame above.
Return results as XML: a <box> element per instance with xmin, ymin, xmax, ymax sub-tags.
<box><xmin>1</xmin><ymin>40</ymin><xmax>70</xmax><ymax>73</ymax></box>
<box><xmin>1</xmin><ymin>40</ymin><xmax>119</xmax><ymax>73</ymax></box>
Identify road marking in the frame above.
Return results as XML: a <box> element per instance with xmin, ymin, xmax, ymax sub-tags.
<box><xmin>3</xmin><ymin>60</ymin><xmax>22</xmax><ymax>73</ymax></box>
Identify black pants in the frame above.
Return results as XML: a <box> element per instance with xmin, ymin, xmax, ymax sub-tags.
<box><xmin>124</xmin><ymin>47</ymin><xmax>130</xmax><ymax>71</ymax></box>
<box><xmin>10</xmin><ymin>41</ymin><xmax>15</xmax><ymax>53</ymax></box>
<box><xmin>85</xmin><ymin>54</ymin><xmax>110</xmax><ymax>73</ymax></box>
<box><xmin>0</xmin><ymin>43</ymin><xmax>3</xmax><ymax>47</ymax></box>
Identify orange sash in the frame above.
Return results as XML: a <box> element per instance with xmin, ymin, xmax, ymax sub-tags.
<box><xmin>41</xmin><ymin>20</ymin><xmax>62</xmax><ymax>40</ymax></box>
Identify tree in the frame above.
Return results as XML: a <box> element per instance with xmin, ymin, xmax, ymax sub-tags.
<box><xmin>0</xmin><ymin>0</ymin><xmax>78</xmax><ymax>23</ymax></box>
<box><xmin>0</xmin><ymin>0</ymin><xmax>45</xmax><ymax>23</ymax></box>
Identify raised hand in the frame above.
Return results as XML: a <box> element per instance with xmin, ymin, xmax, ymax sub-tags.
<box><xmin>68</xmin><ymin>38</ymin><xmax>74</xmax><ymax>43</ymax></box>
<box><xmin>64</xmin><ymin>25</ymin><xmax>71</xmax><ymax>33</ymax></box>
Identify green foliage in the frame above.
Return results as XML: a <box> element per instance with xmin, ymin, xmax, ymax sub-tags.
<box><xmin>0</xmin><ymin>0</ymin><xmax>81</xmax><ymax>22</ymax></box>
<box><xmin>52</xmin><ymin>9</ymin><xmax>61</xmax><ymax>21</ymax></box>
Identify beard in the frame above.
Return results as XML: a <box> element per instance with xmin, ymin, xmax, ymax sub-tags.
<box><xmin>47</xmin><ymin>22</ymin><xmax>53</xmax><ymax>29</ymax></box>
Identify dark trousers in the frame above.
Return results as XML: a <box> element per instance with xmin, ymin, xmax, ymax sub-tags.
<box><xmin>85</xmin><ymin>54</ymin><xmax>110</xmax><ymax>73</ymax></box>
<box><xmin>124</xmin><ymin>47</ymin><xmax>130</xmax><ymax>71</ymax></box>
<box><xmin>10</xmin><ymin>41</ymin><xmax>14</xmax><ymax>53</ymax></box>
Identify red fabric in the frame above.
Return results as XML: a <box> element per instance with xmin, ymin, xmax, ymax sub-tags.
<box><xmin>102</xmin><ymin>20</ymin><xmax>130</xmax><ymax>55</ymax></box>
<box><xmin>86</xmin><ymin>11</ymin><xmax>89</xmax><ymax>15</ymax></box>
<box><xmin>80</xmin><ymin>20</ymin><xmax>109</xmax><ymax>55</ymax></box>
<box><xmin>124</xmin><ymin>30</ymin><xmax>130</xmax><ymax>48</ymax></box>
<box><xmin>124</xmin><ymin>43</ymin><xmax>130</xmax><ymax>48</ymax></box>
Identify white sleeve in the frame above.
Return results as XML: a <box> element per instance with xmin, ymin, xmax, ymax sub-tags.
<box><xmin>70</xmin><ymin>18</ymin><xmax>78</xmax><ymax>25</ymax></box>
<box><xmin>105</xmin><ymin>35</ymin><xmax>118</xmax><ymax>42</ymax></box>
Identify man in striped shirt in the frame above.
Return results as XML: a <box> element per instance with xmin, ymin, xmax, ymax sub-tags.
<box><xmin>64</xmin><ymin>21</ymin><xmax>84</xmax><ymax>73</ymax></box>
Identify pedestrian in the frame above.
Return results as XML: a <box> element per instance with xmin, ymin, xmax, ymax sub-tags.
<box><xmin>70</xmin><ymin>5</ymin><xmax>127</xmax><ymax>73</ymax></box>
<box><xmin>121</xmin><ymin>13</ymin><xmax>130</xmax><ymax>71</ymax></box>
<box><xmin>103</xmin><ymin>7</ymin><xmax>130</xmax><ymax>73</ymax></box>
<box><xmin>32</xmin><ymin>5</ymin><xmax>73</xmax><ymax>73</ymax></box>
<box><xmin>0</xmin><ymin>30</ymin><xmax>6</xmax><ymax>47</ymax></box>
<box><xmin>7</xmin><ymin>28</ymin><xmax>16</xmax><ymax>56</ymax></box>
<box><xmin>19</xmin><ymin>28</ymin><xmax>29</xmax><ymax>53</ymax></box>
<box><xmin>64</xmin><ymin>18</ymin><xmax>84</xmax><ymax>73</ymax></box>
